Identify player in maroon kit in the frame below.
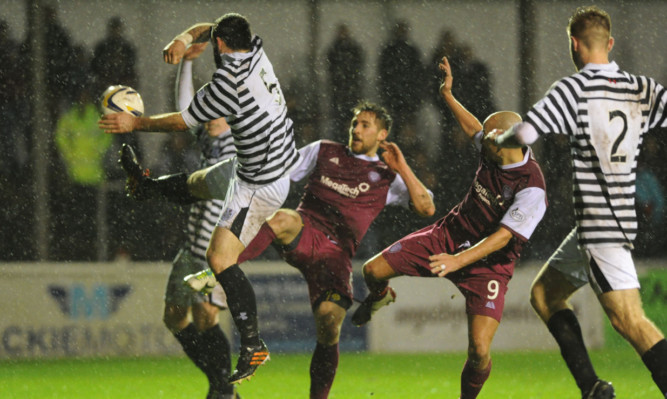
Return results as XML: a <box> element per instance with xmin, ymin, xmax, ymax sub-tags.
<box><xmin>351</xmin><ymin>57</ymin><xmax>548</xmax><ymax>399</ymax></box>
<box><xmin>235</xmin><ymin>101</ymin><xmax>435</xmax><ymax>398</ymax></box>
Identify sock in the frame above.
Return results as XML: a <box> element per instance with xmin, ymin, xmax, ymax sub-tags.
<box><xmin>641</xmin><ymin>339</ymin><xmax>667</xmax><ymax>394</ymax></box>
<box><xmin>216</xmin><ymin>264</ymin><xmax>260</xmax><ymax>347</ymax></box>
<box><xmin>201</xmin><ymin>324</ymin><xmax>234</xmax><ymax>395</ymax></box>
<box><xmin>237</xmin><ymin>222</ymin><xmax>276</xmax><ymax>264</ymax></box>
<box><xmin>174</xmin><ymin>324</ymin><xmax>209</xmax><ymax>377</ymax></box>
<box><xmin>363</xmin><ymin>269</ymin><xmax>389</xmax><ymax>299</ymax></box>
<box><xmin>310</xmin><ymin>342</ymin><xmax>339</xmax><ymax>399</ymax></box>
<box><xmin>148</xmin><ymin>172</ymin><xmax>199</xmax><ymax>204</ymax></box>
<box><xmin>460</xmin><ymin>358</ymin><xmax>491</xmax><ymax>399</ymax></box>
<box><xmin>547</xmin><ymin>309</ymin><xmax>598</xmax><ymax>395</ymax></box>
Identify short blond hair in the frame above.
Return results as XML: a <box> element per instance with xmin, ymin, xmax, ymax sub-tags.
<box><xmin>567</xmin><ymin>6</ymin><xmax>611</xmax><ymax>49</ymax></box>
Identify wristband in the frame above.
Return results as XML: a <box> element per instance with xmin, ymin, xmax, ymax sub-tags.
<box><xmin>174</xmin><ymin>32</ymin><xmax>193</xmax><ymax>46</ymax></box>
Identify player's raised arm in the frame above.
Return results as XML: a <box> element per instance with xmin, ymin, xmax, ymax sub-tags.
<box><xmin>163</xmin><ymin>23</ymin><xmax>215</xmax><ymax>65</ymax></box>
<box><xmin>380</xmin><ymin>141</ymin><xmax>435</xmax><ymax>218</ymax></box>
<box><xmin>98</xmin><ymin>112</ymin><xmax>188</xmax><ymax>134</ymax></box>
<box><xmin>438</xmin><ymin>56</ymin><xmax>483</xmax><ymax>139</ymax></box>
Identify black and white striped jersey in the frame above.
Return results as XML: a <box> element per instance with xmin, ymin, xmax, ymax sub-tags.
<box><xmin>186</xmin><ymin>128</ymin><xmax>235</xmax><ymax>260</ymax></box>
<box><xmin>526</xmin><ymin>61</ymin><xmax>667</xmax><ymax>248</ymax></box>
<box><xmin>176</xmin><ymin>58</ymin><xmax>236</xmax><ymax>261</ymax></box>
<box><xmin>181</xmin><ymin>35</ymin><xmax>300</xmax><ymax>185</ymax></box>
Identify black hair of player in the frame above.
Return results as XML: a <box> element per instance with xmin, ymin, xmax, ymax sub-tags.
<box><xmin>211</xmin><ymin>13</ymin><xmax>252</xmax><ymax>51</ymax></box>
<box><xmin>352</xmin><ymin>101</ymin><xmax>393</xmax><ymax>134</ymax></box>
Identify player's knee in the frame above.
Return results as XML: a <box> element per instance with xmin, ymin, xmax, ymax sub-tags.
<box><xmin>163</xmin><ymin>306</ymin><xmax>187</xmax><ymax>333</ymax></box>
<box><xmin>314</xmin><ymin>302</ymin><xmax>344</xmax><ymax>344</ymax></box>
<box><xmin>467</xmin><ymin>341</ymin><xmax>491</xmax><ymax>366</ymax></box>
<box><xmin>266</xmin><ymin>209</ymin><xmax>299</xmax><ymax>234</ymax></box>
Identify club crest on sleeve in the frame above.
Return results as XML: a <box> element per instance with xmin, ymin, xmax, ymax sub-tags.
<box><xmin>510</xmin><ymin>208</ymin><xmax>526</xmax><ymax>222</ymax></box>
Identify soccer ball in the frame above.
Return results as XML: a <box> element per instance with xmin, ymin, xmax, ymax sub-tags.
<box><xmin>100</xmin><ymin>85</ymin><xmax>144</xmax><ymax>116</ymax></box>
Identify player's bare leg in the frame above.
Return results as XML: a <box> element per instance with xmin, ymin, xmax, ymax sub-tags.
<box><xmin>460</xmin><ymin>314</ymin><xmax>498</xmax><ymax>399</ymax></box>
<box><xmin>351</xmin><ymin>254</ymin><xmax>399</xmax><ymax>326</ymax></box>
<box><xmin>310</xmin><ymin>300</ymin><xmax>346</xmax><ymax>399</ymax></box>
<box><xmin>599</xmin><ymin>289</ymin><xmax>667</xmax><ymax>394</ymax></box>
<box><xmin>531</xmin><ymin>265</ymin><xmax>614</xmax><ymax>398</ymax></box>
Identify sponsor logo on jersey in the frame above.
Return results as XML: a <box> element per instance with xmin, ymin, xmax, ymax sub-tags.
<box><xmin>473</xmin><ymin>179</ymin><xmax>500</xmax><ymax>208</ymax></box>
<box><xmin>329</xmin><ymin>157</ymin><xmax>339</xmax><ymax>165</ymax></box>
<box><xmin>320</xmin><ymin>175</ymin><xmax>370</xmax><ymax>198</ymax></box>
<box><xmin>510</xmin><ymin>207</ymin><xmax>526</xmax><ymax>222</ymax></box>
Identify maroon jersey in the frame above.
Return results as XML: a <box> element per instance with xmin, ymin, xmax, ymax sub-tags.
<box><xmin>296</xmin><ymin>141</ymin><xmax>398</xmax><ymax>256</ymax></box>
<box><xmin>438</xmin><ymin>147</ymin><xmax>547</xmax><ymax>270</ymax></box>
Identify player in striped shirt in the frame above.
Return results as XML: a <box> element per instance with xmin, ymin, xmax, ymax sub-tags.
<box><xmin>100</xmin><ymin>13</ymin><xmax>299</xmax><ymax>384</ymax></box>
<box><xmin>489</xmin><ymin>6</ymin><xmax>667</xmax><ymax>398</ymax></box>
<box><xmin>120</xmin><ymin>43</ymin><xmax>238</xmax><ymax>399</ymax></box>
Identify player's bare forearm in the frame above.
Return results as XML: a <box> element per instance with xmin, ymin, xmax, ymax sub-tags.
<box><xmin>136</xmin><ymin>112</ymin><xmax>189</xmax><ymax>133</ymax></box>
<box><xmin>398</xmin><ymin>165</ymin><xmax>435</xmax><ymax>218</ymax></box>
<box><xmin>164</xmin><ymin>23</ymin><xmax>214</xmax><ymax>65</ymax></box>
<box><xmin>429</xmin><ymin>227</ymin><xmax>512</xmax><ymax>276</ymax></box>
<box><xmin>442</xmin><ymin>91</ymin><xmax>483</xmax><ymax>139</ymax></box>
<box><xmin>381</xmin><ymin>142</ymin><xmax>435</xmax><ymax>217</ymax></box>
<box><xmin>438</xmin><ymin>56</ymin><xmax>482</xmax><ymax>139</ymax></box>
<box><xmin>184</xmin><ymin>23</ymin><xmax>215</xmax><ymax>43</ymax></box>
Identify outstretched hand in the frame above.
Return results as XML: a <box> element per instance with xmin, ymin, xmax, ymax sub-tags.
<box><xmin>98</xmin><ymin>112</ymin><xmax>135</xmax><ymax>134</ymax></box>
<box><xmin>163</xmin><ymin>39</ymin><xmax>187</xmax><ymax>65</ymax></box>
<box><xmin>379</xmin><ymin>141</ymin><xmax>406</xmax><ymax>172</ymax></box>
<box><xmin>438</xmin><ymin>56</ymin><xmax>454</xmax><ymax>98</ymax></box>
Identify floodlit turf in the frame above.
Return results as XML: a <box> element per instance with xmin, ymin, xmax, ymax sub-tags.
<box><xmin>0</xmin><ymin>346</ymin><xmax>660</xmax><ymax>398</ymax></box>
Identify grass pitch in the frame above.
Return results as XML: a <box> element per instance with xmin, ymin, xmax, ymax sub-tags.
<box><xmin>0</xmin><ymin>346</ymin><xmax>660</xmax><ymax>398</ymax></box>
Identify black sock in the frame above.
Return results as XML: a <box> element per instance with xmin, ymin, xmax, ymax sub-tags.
<box><xmin>201</xmin><ymin>324</ymin><xmax>233</xmax><ymax>394</ymax></box>
<box><xmin>147</xmin><ymin>173</ymin><xmax>198</xmax><ymax>205</ymax></box>
<box><xmin>641</xmin><ymin>339</ymin><xmax>667</xmax><ymax>394</ymax></box>
<box><xmin>547</xmin><ymin>309</ymin><xmax>599</xmax><ymax>395</ymax></box>
<box><xmin>216</xmin><ymin>264</ymin><xmax>260</xmax><ymax>347</ymax></box>
<box><xmin>174</xmin><ymin>323</ymin><xmax>209</xmax><ymax>375</ymax></box>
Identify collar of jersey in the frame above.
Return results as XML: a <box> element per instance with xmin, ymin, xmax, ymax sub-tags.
<box><xmin>500</xmin><ymin>147</ymin><xmax>531</xmax><ymax>170</ymax></box>
<box><xmin>582</xmin><ymin>61</ymin><xmax>618</xmax><ymax>72</ymax></box>
<box><xmin>352</xmin><ymin>153</ymin><xmax>380</xmax><ymax>162</ymax></box>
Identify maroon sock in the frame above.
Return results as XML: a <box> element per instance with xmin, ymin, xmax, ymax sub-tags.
<box><xmin>460</xmin><ymin>358</ymin><xmax>492</xmax><ymax>399</ymax></box>
<box><xmin>309</xmin><ymin>342</ymin><xmax>339</xmax><ymax>399</ymax></box>
<box><xmin>237</xmin><ymin>222</ymin><xmax>276</xmax><ymax>264</ymax></box>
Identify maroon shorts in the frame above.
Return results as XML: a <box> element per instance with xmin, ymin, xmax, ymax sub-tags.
<box><xmin>381</xmin><ymin>223</ymin><xmax>511</xmax><ymax>322</ymax></box>
<box><xmin>279</xmin><ymin>215</ymin><xmax>353</xmax><ymax>310</ymax></box>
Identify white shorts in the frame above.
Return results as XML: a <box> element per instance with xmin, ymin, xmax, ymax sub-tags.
<box><xmin>164</xmin><ymin>248</ymin><xmax>228</xmax><ymax>308</ymax></box>
<box><xmin>216</xmin><ymin>174</ymin><xmax>290</xmax><ymax>247</ymax></box>
<box><xmin>204</xmin><ymin>157</ymin><xmax>236</xmax><ymax>200</ymax></box>
<box><xmin>547</xmin><ymin>227</ymin><xmax>640</xmax><ymax>295</ymax></box>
